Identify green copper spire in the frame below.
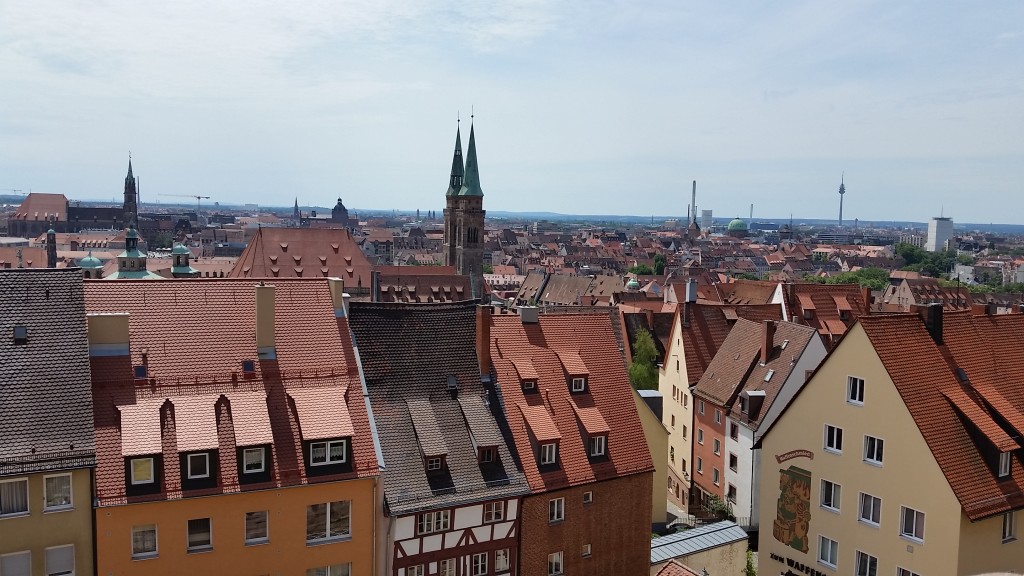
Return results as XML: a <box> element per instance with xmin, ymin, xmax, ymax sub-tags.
<box><xmin>458</xmin><ymin>121</ymin><xmax>483</xmax><ymax>197</ymax></box>
<box><xmin>446</xmin><ymin>123</ymin><xmax>465</xmax><ymax>196</ymax></box>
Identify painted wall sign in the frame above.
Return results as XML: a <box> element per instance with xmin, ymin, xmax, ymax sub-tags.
<box><xmin>775</xmin><ymin>449</ymin><xmax>814</xmax><ymax>463</ymax></box>
<box><xmin>773</xmin><ymin>465</ymin><xmax>811</xmax><ymax>553</ymax></box>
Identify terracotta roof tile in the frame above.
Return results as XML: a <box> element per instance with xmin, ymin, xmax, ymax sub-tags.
<box><xmin>117</xmin><ymin>400</ymin><xmax>164</xmax><ymax>456</ymax></box>
<box><xmin>942</xmin><ymin>388</ymin><xmax>1018</xmax><ymax>452</ymax></box>
<box><xmin>172</xmin><ymin>395</ymin><xmax>220</xmax><ymax>452</ymax></box>
<box><xmin>227</xmin><ymin>392</ymin><xmax>273</xmax><ymax>446</ymax></box>
<box><xmin>571</xmin><ymin>399</ymin><xmax>610</xmax><ymax>435</ymax></box>
<box><xmin>519</xmin><ymin>403</ymin><xmax>562</xmax><ymax>442</ymax></box>
<box><xmin>228</xmin><ymin>228</ymin><xmax>373</xmax><ymax>292</ymax></box>
<box><xmin>555</xmin><ymin>350</ymin><xmax>589</xmax><ymax>375</ymax></box>
<box><xmin>289</xmin><ymin>386</ymin><xmax>355</xmax><ymax>440</ymax></box>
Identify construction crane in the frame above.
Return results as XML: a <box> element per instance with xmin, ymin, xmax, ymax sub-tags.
<box><xmin>2</xmin><ymin>189</ymin><xmax>25</xmax><ymax>195</ymax></box>
<box><xmin>157</xmin><ymin>193</ymin><xmax>211</xmax><ymax>215</ymax></box>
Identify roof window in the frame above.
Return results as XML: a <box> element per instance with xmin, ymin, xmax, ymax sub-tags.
<box><xmin>13</xmin><ymin>325</ymin><xmax>27</xmax><ymax>345</ymax></box>
<box><xmin>242</xmin><ymin>360</ymin><xmax>256</xmax><ymax>375</ymax></box>
<box><xmin>134</xmin><ymin>365</ymin><xmax>148</xmax><ymax>379</ymax></box>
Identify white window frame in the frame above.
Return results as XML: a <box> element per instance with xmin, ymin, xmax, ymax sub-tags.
<box><xmin>699</xmin><ymin>400</ymin><xmax>705</xmax><ymax>415</ymax></box>
<box><xmin>45</xmin><ymin>544</ymin><xmax>75</xmax><ymax>576</ymax></box>
<box><xmin>406</xmin><ymin>566</ymin><xmax>425</xmax><ymax>576</ymax></box>
<box><xmin>854</xmin><ymin>550</ymin><xmax>877</xmax><ymax>576</ymax></box>
<box><xmin>426</xmin><ymin>457</ymin><xmax>443</xmax><ymax>471</ymax></box>
<box><xmin>582</xmin><ymin>543</ymin><xmax>592</xmax><ymax>557</ymax></box>
<box><xmin>495</xmin><ymin>549</ymin><xmax>510</xmax><ymax>572</ymax></box>
<box><xmin>696</xmin><ymin>457</ymin><xmax>703</xmax><ymax>474</ymax></box>
<box><xmin>43</xmin><ymin>473</ymin><xmax>73</xmax><ymax>511</ymax></box>
<box><xmin>900</xmin><ymin>506</ymin><xmax>925</xmax><ymax>542</ymax></box>
<box><xmin>480</xmin><ymin>447</ymin><xmax>495</xmax><ymax>463</ymax></box>
<box><xmin>307</xmin><ymin>500</ymin><xmax>352</xmax><ymax>542</ymax></box>
<box><xmin>549</xmin><ymin>497</ymin><xmax>565</xmax><ymax>522</ymax></box>
<box><xmin>522</xmin><ymin>379</ymin><xmax>536</xmax><ymax>391</ymax></box>
<box><xmin>483</xmin><ymin>501</ymin><xmax>505</xmax><ymax>523</ymax></box>
<box><xmin>713</xmin><ymin>438</ymin><xmax>721</xmax><ymax>455</ymax></box>
<box><xmin>187</xmin><ymin>453</ymin><xmax>210</xmax><ymax>479</ymax></box>
<box><xmin>439</xmin><ymin>559</ymin><xmax>457</xmax><ymax>576</ymax></box>
<box><xmin>541</xmin><ymin>443</ymin><xmax>558</xmax><ymax>465</ymax></box>
<box><xmin>309</xmin><ymin>439</ymin><xmax>347</xmax><ymax>466</ymax></box>
<box><xmin>714</xmin><ymin>409</ymin><xmax>722</xmax><ymax>424</ymax></box>
<box><xmin>727</xmin><ymin>484</ymin><xmax>737</xmax><ymax>503</ymax></box>
<box><xmin>243</xmin><ymin>447</ymin><xmax>265</xmax><ymax>474</ymax></box>
<box><xmin>186</xmin><ymin>517</ymin><xmax>212</xmax><ymax>551</ymax></box>
<box><xmin>824</xmin><ymin>424</ymin><xmax>843</xmax><ymax>454</ymax></box>
<box><xmin>1</xmin><ymin>550</ymin><xmax>32</xmax><ymax>576</ymax></box>
<box><xmin>999</xmin><ymin>451</ymin><xmax>1012</xmax><ymax>477</ymax></box>
<box><xmin>897</xmin><ymin>568</ymin><xmax>921</xmax><ymax>576</ymax></box>
<box><xmin>863</xmin><ymin>435</ymin><xmax>884</xmax><ymax>466</ymax></box>
<box><xmin>858</xmin><ymin>492</ymin><xmax>882</xmax><ymax>526</ymax></box>
<box><xmin>0</xmin><ymin>478</ymin><xmax>30</xmax><ymax>517</ymax></box>
<box><xmin>416</xmin><ymin>510</ymin><xmax>450</xmax><ymax>535</ymax></box>
<box><xmin>471</xmin><ymin>552</ymin><xmax>487</xmax><ymax>576</ymax></box>
<box><xmin>847</xmin><ymin>376</ymin><xmax>865</xmax><ymax>405</ymax></box>
<box><xmin>817</xmin><ymin>535</ymin><xmax>838</xmax><ymax>568</ymax></box>
<box><xmin>571</xmin><ymin>377</ymin><xmax>586</xmax><ymax>392</ymax></box>
<box><xmin>697</xmin><ymin>428</ymin><xmax>704</xmax><ymax>445</ymax></box>
<box><xmin>582</xmin><ymin>491</ymin><xmax>593</xmax><ymax>504</ymax></box>
<box><xmin>713</xmin><ymin>467</ymin><xmax>720</xmax><ymax>486</ymax></box>
<box><xmin>1003</xmin><ymin>511</ymin><xmax>1017</xmax><ymax>542</ymax></box>
<box><xmin>820</xmin><ymin>479</ymin><xmax>841</xmax><ymax>512</ymax></box>
<box><xmin>130</xmin><ymin>458</ymin><xmax>155</xmax><ymax>485</ymax></box>
<box><xmin>131</xmin><ymin>524</ymin><xmax>158</xmax><ymax>559</ymax></box>
<box><xmin>244</xmin><ymin>510</ymin><xmax>269</xmax><ymax>544</ymax></box>
<box><xmin>548</xmin><ymin>551</ymin><xmax>564</xmax><ymax>575</ymax></box>
<box><xmin>590</xmin><ymin>435</ymin><xmax>606</xmax><ymax>457</ymax></box>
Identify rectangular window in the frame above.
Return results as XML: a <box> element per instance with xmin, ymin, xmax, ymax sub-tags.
<box><xmin>187</xmin><ymin>453</ymin><xmax>210</xmax><ymax>479</ymax></box>
<box><xmin>697</xmin><ymin>428</ymin><xmax>704</xmax><ymax>445</ymax></box>
<box><xmin>730</xmin><ymin>422</ymin><xmax>739</xmax><ymax>440</ymax></box>
<box><xmin>541</xmin><ymin>443</ymin><xmax>558</xmax><ymax>465</ymax></box>
<box><xmin>1003</xmin><ymin>511</ymin><xmax>1017</xmax><ymax>542</ymax></box>
<box><xmin>187</xmin><ymin>518</ymin><xmax>212</xmax><ymax>551</ymax></box>
<box><xmin>714</xmin><ymin>409</ymin><xmax>722</xmax><ymax>424</ymax></box>
<box><xmin>671</xmin><ymin>414</ymin><xmax>676</xmax><ymax>427</ymax></box>
<box><xmin>549</xmin><ymin>497</ymin><xmax>565</xmax><ymax>522</ymax></box>
<box><xmin>820</xmin><ymin>479</ymin><xmax>841</xmax><ymax>512</ymax></box>
<box><xmin>130</xmin><ymin>458</ymin><xmax>155</xmax><ymax>485</ymax></box>
<box><xmin>440</xmin><ymin>559</ymin><xmax>457</xmax><ymax>576</ymax></box>
<box><xmin>0</xmin><ymin>478</ymin><xmax>29</xmax><ymax>516</ymax></box>
<box><xmin>243</xmin><ymin>448</ymin><xmax>265</xmax><ymax>473</ymax></box>
<box><xmin>582</xmin><ymin>543</ymin><xmax>592</xmax><ymax>557</ymax></box>
<box><xmin>426</xmin><ymin>457</ymin><xmax>443</xmax><ymax>471</ymax></box>
<box><xmin>416</xmin><ymin>510</ymin><xmax>450</xmax><ymax>535</ymax></box>
<box><xmin>900</xmin><ymin>507</ymin><xmax>925</xmax><ymax>542</ymax></box>
<box><xmin>571</xmin><ymin>377</ymin><xmax>586</xmax><ymax>392</ymax></box>
<box><xmin>472</xmin><ymin>552</ymin><xmax>487</xmax><ymax>576</ymax></box>
<box><xmin>713</xmin><ymin>468</ymin><xmax>720</xmax><ymax>486</ymax></box>
<box><xmin>306</xmin><ymin>500</ymin><xmax>352</xmax><ymax>542</ymax></box>
<box><xmin>42</xmin><ymin>473</ymin><xmax>72</xmax><ymax>508</ymax></box>
<box><xmin>245</xmin><ymin>511</ymin><xmax>269</xmax><ymax>544</ymax></box>
<box><xmin>670</xmin><ymin>446</ymin><xmax>675</xmax><ymax>462</ymax></box>
<box><xmin>45</xmin><ymin>544</ymin><xmax>74</xmax><ymax>576</ymax></box>
<box><xmin>854</xmin><ymin>550</ymin><xmax>877</xmax><ymax>576</ymax></box>
<box><xmin>131</xmin><ymin>524</ymin><xmax>158</xmax><ymax>558</ymax></box>
<box><xmin>739</xmin><ymin>396</ymin><xmax>749</xmax><ymax>413</ymax></box>
<box><xmin>729</xmin><ymin>453</ymin><xmax>738</xmax><ymax>472</ymax></box>
<box><xmin>848</xmin><ymin>376</ymin><xmax>865</xmax><ymax>404</ymax></box>
<box><xmin>1</xmin><ymin>551</ymin><xmax>31</xmax><ymax>576</ymax></box>
<box><xmin>817</xmin><ymin>535</ymin><xmax>838</xmax><ymax>568</ymax></box>
<box><xmin>495</xmin><ymin>549</ymin><xmax>510</xmax><ymax>572</ymax></box>
<box><xmin>483</xmin><ymin>501</ymin><xmax>504</xmax><ymax>523</ymax></box>
<box><xmin>306</xmin><ymin>565</ymin><xmax>351</xmax><ymax>576</ymax></box>
<box><xmin>859</xmin><ymin>493</ymin><xmax>882</xmax><ymax>525</ymax></box>
<box><xmin>713</xmin><ymin>438</ymin><xmax>721</xmax><ymax>455</ymax></box>
<box><xmin>583</xmin><ymin>491</ymin><xmax>593</xmax><ymax>504</ymax></box>
<box><xmin>696</xmin><ymin>457</ymin><xmax>703</xmax><ymax>474</ymax></box>
<box><xmin>824</xmin><ymin>424</ymin><xmax>843</xmax><ymax>453</ymax></box>
<box><xmin>727</xmin><ymin>484</ymin><xmax>737</xmax><ymax>503</ymax></box>
<box><xmin>682</xmin><ymin>425</ymin><xmax>688</xmax><ymax>439</ymax></box>
<box><xmin>864</xmin><ymin>435</ymin><xmax>884</xmax><ymax>465</ymax></box>
<box><xmin>309</xmin><ymin>440</ymin><xmax>347</xmax><ymax>466</ymax></box>
<box><xmin>1000</xmin><ymin>451</ymin><xmax>1012</xmax><ymax>477</ymax></box>
<box><xmin>479</xmin><ymin>447</ymin><xmax>496</xmax><ymax>463</ymax></box>
<box><xmin>548</xmin><ymin>551</ymin><xmax>564</xmax><ymax>575</ymax></box>
<box><xmin>699</xmin><ymin>400</ymin><xmax>705</xmax><ymax>415</ymax></box>
<box><xmin>897</xmin><ymin>569</ymin><xmax>921</xmax><ymax>576</ymax></box>
<box><xmin>590</xmin><ymin>435</ymin><xmax>606</xmax><ymax>457</ymax></box>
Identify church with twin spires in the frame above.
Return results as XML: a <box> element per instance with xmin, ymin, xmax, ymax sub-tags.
<box><xmin>442</xmin><ymin>119</ymin><xmax>486</xmax><ymax>291</ymax></box>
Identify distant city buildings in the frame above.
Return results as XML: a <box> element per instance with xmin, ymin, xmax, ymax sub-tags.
<box><xmin>926</xmin><ymin>216</ymin><xmax>954</xmax><ymax>252</ymax></box>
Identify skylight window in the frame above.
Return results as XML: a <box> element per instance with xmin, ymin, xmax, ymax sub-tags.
<box><xmin>13</xmin><ymin>325</ymin><xmax>27</xmax><ymax>345</ymax></box>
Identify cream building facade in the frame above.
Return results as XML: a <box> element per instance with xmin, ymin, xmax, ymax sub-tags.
<box><xmin>659</xmin><ymin>308</ymin><xmax>694</xmax><ymax>512</ymax></box>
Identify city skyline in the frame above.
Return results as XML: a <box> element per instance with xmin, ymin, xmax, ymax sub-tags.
<box><xmin>2</xmin><ymin>1</ymin><xmax>1022</xmax><ymax>222</ymax></box>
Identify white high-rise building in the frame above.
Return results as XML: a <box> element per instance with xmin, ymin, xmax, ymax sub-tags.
<box><xmin>926</xmin><ymin>216</ymin><xmax>954</xmax><ymax>252</ymax></box>
<box><xmin>701</xmin><ymin>210</ymin><xmax>713</xmax><ymax>230</ymax></box>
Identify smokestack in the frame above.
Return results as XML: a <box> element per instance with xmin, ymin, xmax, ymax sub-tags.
<box><xmin>46</xmin><ymin>226</ymin><xmax>57</xmax><ymax>268</ymax></box>
<box><xmin>915</xmin><ymin>303</ymin><xmax>943</xmax><ymax>345</ymax></box>
<box><xmin>691</xmin><ymin>181</ymin><xmax>697</xmax><ymax>226</ymax></box>
<box><xmin>256</xmin><ymin>282</ymin><xmax>277</xmax><ymax>359</ymax></box>
<box><xmin>476</xmin><ymin>304</ymin><xmax>492</xmax><ymax>380</ymax></box>
<box><xmin>761</xmin><ymin>320</ymin><xmax>776</xmax><ymax>364</ymax></box>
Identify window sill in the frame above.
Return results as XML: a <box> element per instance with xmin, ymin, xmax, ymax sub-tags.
<box><xmin>43</xmin><ymin>506</ymin><xmax>74</xmax><ymax>514</ymax></box>
<box><xmin>821</xmin><ymin>505</ymin><xmax>840</xmax><ymax>515</ymax></box>
<box><xmin>187</xmin><ymin>546</ymin><xmax>213</xmax><ymax>554</ymax></box>
<box><xmin>305</xmin><ymin>535</ymin><xmax>352</xmax><ymax>547</ymax></box>
<box><xmin>817</xmin><ymin>560</ymin><xmax>837</xmax><ymax>571</ymax></box>
<box><xmin>823</xmin><ymin>448</ymin><xmax>842</xmax><ymax>455</ymax></box>
<box><xmin>132</xmin><ymin>553</ymin><xmax>158</xmax><ymax>561</ymax></box>
<box><xmin>245</xmin><ymin>539</ymin><xmax>270</xmax><ymax>546</ymax></box>
<box><xmin>0</xmin><ymin>511</ymin><xmax>30</xmax><ymax>520</ymax></box>
<box><xmin>548</xmin><ymin>519</ymin><xmax>564</xmax><ymax>526</ymax></box>
<box><xmin>1002</xmin><ymin>536</ymin><xmax>1017</xmax><ymax>544</ymax></box>
<box><xmin>847</xmin><ymin>400</ymin><xmax>864</xmax><ymax>407</ymax></box>
<box><xmin>858</xmin><ymin>519</ymin><xmax>880</xmax><ymax>528</ymax></box>
<box><xmin>863</xmin><ymin>460</ymin><xmax>883</xmax><ymax>468</ymax></box>
<box><xmin>899</xmin><ymin>535</ymin><xmax>924</xmax><ymax>545</ymax></box>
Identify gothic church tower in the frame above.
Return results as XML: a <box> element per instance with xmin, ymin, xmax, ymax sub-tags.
<box><xmin>442</xmin><ymin>119</ymin><xmax>485</xmax><ymax>292</ymax></box>
<box><xmin>123</xmin><ymin>157</ymin><xmax>138</xmax><ymax>227</ymax></box>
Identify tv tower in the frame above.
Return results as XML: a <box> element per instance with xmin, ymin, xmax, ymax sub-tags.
<box><xmin>838</xmin><ymin>172</ymin><xmax>846</xmax><ymax>227</ymax></box>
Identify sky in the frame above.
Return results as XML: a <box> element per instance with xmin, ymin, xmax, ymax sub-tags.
<box><xmin>1</xmin><ymin>1</ymin><xmax>1023</xmax><ymax>223</ymax></box>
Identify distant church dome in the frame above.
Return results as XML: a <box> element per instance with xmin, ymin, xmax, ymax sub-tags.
<box><xmin>727</xmin><ymin>218</ymin><xmax>748</xmax><ymax>231</ymax></box>
<box><xmin>626</xmin><ymin>277</ymin><xmax>641</xmax><ymax>291</ymax></box>
<box><xmin>171</xmin><ymin>242</ymin><xmax>190</xmax><ymax>255</ymax></box>
<box><xmin>79</xmin><ymin>251</ymin><xmax>102</xmax><ymax>269</ymax></box>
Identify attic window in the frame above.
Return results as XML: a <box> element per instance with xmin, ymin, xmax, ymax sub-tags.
<box><xmin>426</xmin><ymin>456</ymin><xmax>445</xmax><ymax>472</ymax></box>
<box><xmin>780</xmin><ymin>339</ymin><xmax>789</xmax><ymax>350</ymax></box>
<box><xmin>764</xmin><ymin>369</ymin><xmax>775</xmax><ymax>382</ymax></box>
<box><xmin>479</xmin><ymin>447</ymin><xmax>497</xmax><ymax>463</ymax></box>
<box><xmin>522</xmin><ymin>380</ymin><xmax>537</xmax><ymax>393</ymax></box>
<box><xmin>13</xmin><ymin>325</ymin><xmax>28</xmax><ymax>344</ymax></box>
<box><xmin>242</xmin><ymin>360</ymin><xmax>256</xmax><ymax>374</ymax></box>
<box><xmin>1000</xmin><ymin>452</ymin><xmax>1012</xmax><ymax>478</ymax></box>
<box><xmin>839</xmin><ymin>310</ymin><xmax>850</xmax><ymax>320</ymax></box>
<box><xmin>571</xmin><ymin>377</ymin><xmax>587</xmax><ymax>393</ymax></box>
<box><xmin>739</xmin><ymin>396</ymin><xmax>749</xmax><ymax>413</ymax></box>
<box><xmin>134</xmin><ymin>365</ymin><xmax>148</xmax><ymax>379</ymax></box>
<box><xmin>803</xmin><ymin>310</ymin><xmax>813</xmax><ymax>320</ymax></box>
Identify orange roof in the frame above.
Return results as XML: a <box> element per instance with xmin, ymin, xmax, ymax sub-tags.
<box><xmin>229</xmin><ymin>227</ymin><xmax>373</xmax><ymax>291</ymax></box>
<box><xmin>571</xmin><ymin>399</ymin><xmax>610</xmax><ymax>435</ymax></box>
<box><xmin>172</xmin><ymin>395</ymin><xmax>220</xmax><ymax>452</ymax></box>
<box><xmin>942</xmin><ymin>388</ymin><xmax>1018</xmax><ymax>451</ymax></box>
<box><xmin>519</xmin><ymin>403</ymin><xmax>562</xmax><ymax>442</ymax></box>
<box><xmin>227</xmin><ymin>392</ymin><xmax>273</xmax><ymax>446</ymax></box>
<box><xmin>117</xmin><ymin>400</ymin><xmax>164</xmax><ymax>456</ymax></box>
<box><xmin>11</xmin><ymin>192</ymin><xmax>67</xmax><ymax>222</ymax></box>
<box><xmin>289</xmin><ymin>386</ymin><xmax>355</xmax><ymax>440</ymax></box>
<box><xmin>555</xmin><ymin>350</ymin><xmax>589</xmax><ymax>375</ymax></box>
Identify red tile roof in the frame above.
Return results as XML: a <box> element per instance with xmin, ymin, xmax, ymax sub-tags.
<box><xmin>519</xmin><ymin>404</ymin><xmax>562</xmax><ymax>442</ymax></box>
<box><xmin>678</xmin><ymin>303</ymin><xmax>784</xmax><ymax>385</ymax></box>
<box><xmin>785</xmin><ymin>283</ymin><xmax>868</xmax><ymax>347</ymax></box>
<box><xmin>289</xmin><ymin>386</ymin><xmax>355</xmax><ymax>440</ymax></box>
<box><xmin>490</xmin><ymin>313</ymin><xmax>654</xmax><ymax>492</ymax></box>
<box><xmin>228</xmin><ymin>227</ymin><xmax>373</xmax><ymax>292</ymax></box>
<box><xmin>10</xmin><ymin>192</ymin><xmax>68</xmax><ymax>222</ymax></box>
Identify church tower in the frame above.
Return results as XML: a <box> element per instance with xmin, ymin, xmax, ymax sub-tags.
<box><xmin>123</xmin><ymin>157</ymin><xmax>138</xmax><ymax>227</ymax></box>
<box><xmin>442</xmin><ymin>119</ymin><xmax>485</xmax><ymax>293</ymax></box>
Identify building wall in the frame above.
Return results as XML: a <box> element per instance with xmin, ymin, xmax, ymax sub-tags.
<box><xmin>519</xmin><ymin>474</ymin><xmax>652</xmax><ymax>576</ymax></box>
<box><xmin>650</xmin><ymin>540</ymin><xmax>747</xmax><ymax>576</ymax></box>
<box><xmin>956</xmin><ymin>512</ymin><xmax>1024</xmax><ymax>574</ymax></box>
<box><xmin>633</xmin><ymin>389</ymin><xmax>669</xmax><ymax>526</ymax></box>
<box><xmin>95</xmin><ymin>477</ymin><xmax>377</xmax><ymax>576</ymax></box>
<box><xmin>757</xmin><ymin>324</ymin><xmax>963</xmax><ymax>576</ymax></box>
<box><xmin>729</xmin><ymin>426</ymin><xmax>755</xmax><ymax>523</ymax></box>
<box><xmin>0</xmin><ymin>467</ymin><xmax>94</xmax><ymax>576</ymax></box>
<box><xmin>926</xmin><ymin>218</ymin><xmax>953</xmax><ymax>252</ymax></box>
<box><xmin>692</xmin><ymin>399</ymin><xmax>727</xmax><ymax>505</ymax></box>
<box><xmin>658</xmin><ymin>316</ymin><xmax>692</xmax><ymax>512</ymax></box>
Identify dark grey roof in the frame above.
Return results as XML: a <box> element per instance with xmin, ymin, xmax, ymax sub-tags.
<box><xmin>650</xmin><ymin>521</ymin><xmax>749</xmax><ymax>564</ymax></box>
<box><xmin>348</xmin><ymin>301</ymin><xmax>528</xmax><ymax>515</ymax></box>
<box><xmin>0</xmin><ymin>269</ymin><xmax>95</xmax><ymax>475</ymax></box>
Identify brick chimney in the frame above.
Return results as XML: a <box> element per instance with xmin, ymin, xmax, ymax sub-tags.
<box><xmin>476</xmin><ymin>304</ymin><xmax>492</xmax><ymax>380</ymax></box>
<box><xmin>861</xmin><ymin>286</ymin><xmax>872</xmax><ymax>314</ymax></box>
<box><xmin>914</xmin><ymin>303</ymin><xmax>944</xmax><ymax>345</ymax></box>
<box><xmin>256</xmin><ymin>282</ymin><xmax>276</xmax><ymax>359</ymax></box>
<box><xmin>46</xmin><ymin>227</ymin><xmax>57</xmax><ymax>269</ymax></box>
<box><xmin>761</xmin><ymin>320</ymin><xmax>776</xmax><ymax>364</ymax></box>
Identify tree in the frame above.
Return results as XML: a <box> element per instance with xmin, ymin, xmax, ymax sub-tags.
<box><xmin>627</xmin><ymin>330</ymin><xmax>659</xmax><ymax>391</ymax></box>
<box><xmin>483</xmin><ymin>264</ymin><xmax>494</xmax><ymax>274</ymax></box>
<box><xmin>629</xmin><ymin>264</ymin><xmax>654</xmax><ymax>275</ymax></box>
<box><xmin>745</xmin><ymin>549</ymin><xmax>757</xmax><ymax>576</ymax></box>
<box><xmin>653</xmin><ymin>254</ymin><xmax>666</xmax><ymax>276</ymax></box>
<box><xmin>823</xmin><ymin>268</ymin><xmax>889</xmax><ymax>291</ymax></box>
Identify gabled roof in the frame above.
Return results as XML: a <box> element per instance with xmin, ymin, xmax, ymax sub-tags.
<box><xmin>785</xmin><ymin>283</ymin><xmax>868</xmax><ymax>346</ymax></box>
<box><xmin>348</xmin><ymin>302</ymin><xmax>528</xmax><ymax>515</ymax></box>
<box><xmin>0</xmin><ymin>270</ymin><xmax>95</xmax><ymax>474</ymax></box>
<box><xmin>677</xmin><ymin>303</ymin><xmax>784</xmax><ymax>386</ymax></box>
<box><xmin>228</xmin><ymin>227</ymin><xmax>373</xmax><ymax>291</ymax></box>
<box><xmin>9</xmin><ymin>192</ymin><xmax>68</xmax><ymax>222</ymax></box>
<box><xmin>489</xmin><ymin>313</ymin><xmax>654</xmax><ymax>492</ymax></box>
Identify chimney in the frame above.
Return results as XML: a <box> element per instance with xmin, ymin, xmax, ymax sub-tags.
<box><xmin>87</xmin><ymin>313</ymin><xmax>130</xmax><ymax>357</ymax></box>
<box><xmin>519</xmin><ymin>305</ymin><xmax>539</xmax><ymax>324</ymax></box>
<box><xmin>685</xmin><ymin>278</ymin><xmax>698</xmax><ymax>304</ymax></box>
<box><xmin>691</xmin><ymin>180</ymin><xmax>697</xmax><ymax>227</ymax></box>
<box><xmin>476</xmin><ymin>304</ymin><xmax>492</xmax><ymax>380</ymax></box>
<box><xmin>256</xmin><ymin>282</ymin><xmax>276</xmax><ymax>359</ymax></box>
<box><xmin>327</xmin><ymin>277</ymin><xmax>346</xmax><ymax>317</ymax></box>
<box><xmin>46</xmin><ymin>227</ymin><xmax>57</xmax><ymax>268</ymax></box>
<box><xmin>861</xmin><ymin>286</ymin><xmax>872</xmax><ymax>314</ymax></box>
<box><xmin>761</xmin><ymin>320</ymin><xmax>776</xmax><ymax>364</ymax></box>
<box><xmin>986</xmin><ymin>301</ymin><xmax>998</xmax><ymax>316</ymax></box>
<box><xmin>916</xmin><ymin>303</ymin><xmax>944</xmax><ymax>345</ymax></box>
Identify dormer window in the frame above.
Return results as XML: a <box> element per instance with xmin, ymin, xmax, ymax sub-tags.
<box><xmin>571</xmin><ymin>377</ymin><xmax>587</xmax><ymax>393</ymax></box>
<box><xmin>310</xmin><ymin>439</ymin><xmax>347</xmax><ymax>466</ymax></box>
<box><xmin>426</xmin><ymin>456</ymin><xmax>445</xmax><ymax>472</ymax></box>
<box><xmin>187</xmin><ymin>453</ymin><xmax>210</xmax><ymax>479</ymax></box>
<box><xmin>134</xmin><ymin>365</ymin><xmax>148</xmax><ymax>379</ymax></box>
<box><xmin>803</xmin><ymin>310</ymin><xmax>813</xmax><ymax>320</ymax></box>
<box><xmin>1000</xmin><ymin>452</ymin><xmax>1012</xmax><ymax>478</ymax></box>
<box><xmin>243</xmin><ymin>447</ymin><xmax>265</xmax><ymax>474</ymax></box>
<box><xmin>479</xmin><ymin>447</ymin><xmax>497</xmax><ymax>464</ymax></box>
<box><xmin>739</xmin><ymin>396</ymin><xmax>749</xmax><ymax>414</ymax></box>
<box><xmin>589</xmin><ymin>435</ymin><xmax>607</xmax><ymax>458</ymax></box>
<box><xmin>241</xmin><ymin>360</ymin><xmax>256</xmax><ymax>375</ymax></box>
<box><xmin>130</xmin><ymin>457</ymin><xmax>155</xmax><ymax>485</ymax></box>
<box><xmin>540</xmin><ymin>442</ymin><xmax>558</xmax><ymax>465</ymax></box>
<box><xmin>522</xmin><ymin>380</ymin><xmax>537</xmax><ymax>392</ymax></box>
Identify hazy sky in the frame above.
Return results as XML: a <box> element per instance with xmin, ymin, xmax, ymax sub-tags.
<box><xmin>2</xmin><ymin>1</ymin><xmax>1022</xmax><ymax>222</ymax></box>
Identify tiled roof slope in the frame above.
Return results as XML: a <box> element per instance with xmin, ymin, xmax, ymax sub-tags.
<box><xmin>786</xmin><ymin>283</ymin><xmax>868</xmax><ymax>346</ymax></box>
<box><xmin>376</xmin><ymin>267</ymin><xmax>473</xmax><ymax>303</ymax></box>
<box><xmin>860</xmin><ymin>311</ymin><xmax>1024</xmax><ymax>520</ymax></box>
<box><xmin>678</xmin><ymin>303</ymin><xmax>784</xmax><ymax>386</ymax></box>
<box><xmin>228</xmin><ymin>227</ymin><xmax>373</xmax><ymax>292</ymax></box>
<box><xmin>84</xmin><ymin>279</ymin><xmax>379</xmax><ymax>505</ymax></box>
<box><xmin>348</xmin><ymin>302</ymin><xmax>528</xmax><ymax>515</ymax></box>
<box><xmin>10</xmin><ymin>192</ymin><xmax>68</xmax><ymax>222</ymax></box>
<box><xmin>0</xmin><ymin>269</ymin><xmax>95</xmax><ymax>474</ymax></box>
<box><xmin>489</xmin><ymin>313</ymin><xmax>654</xmax><ymax>492</ymax></box>
<box><xmin>693</xmin><ymin>318</ymin><xmax>762</xmax><ymax>405</ymax></box>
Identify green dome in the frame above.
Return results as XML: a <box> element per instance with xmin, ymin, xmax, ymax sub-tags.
<box><xmin>727</xmin><ymin>218</ymin><xmax>748</xmax><ymax>231</ymax></box>
<box><xmin>171</xmin><ymin>243</ymin><xmax>190</xmax><ymax>255</ymax></box>
<box><xmin>126</xmin><ymin>226</ymin><xmax>139</xmax><ymax>239</ymax></box>
<box><xmin>79</xmin><ymin>251</ymin><xmax>102</xmax><ymax>269</ymax></box>
<box><xmin>626</xmin><ymin>278</ymin><xmax>640</xmax><ymax>290</ymax></box>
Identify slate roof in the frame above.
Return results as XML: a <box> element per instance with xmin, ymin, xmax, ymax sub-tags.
<box><xmin>650</xmin><ymin>521</ymin><xmax>749</xmax><ymax>564</ymax></box>
<box><xmin>0</xmin><ymin>269</ymin><xmax>95</xmax><ymax>475</ymax></box>
<box><xmin>489</xmin><ymin>312</ymin><xmax>654</xmax><ymax>492</ymax></box>
<box><xmin>348</xmin><ymin>301</ymin><xmax>528</xmax><ymax>515</ymax></box>
<box><xmin>84</xmin><ymin>278</ymin><xmax>379</xmax><ymax>506</ymax></box>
